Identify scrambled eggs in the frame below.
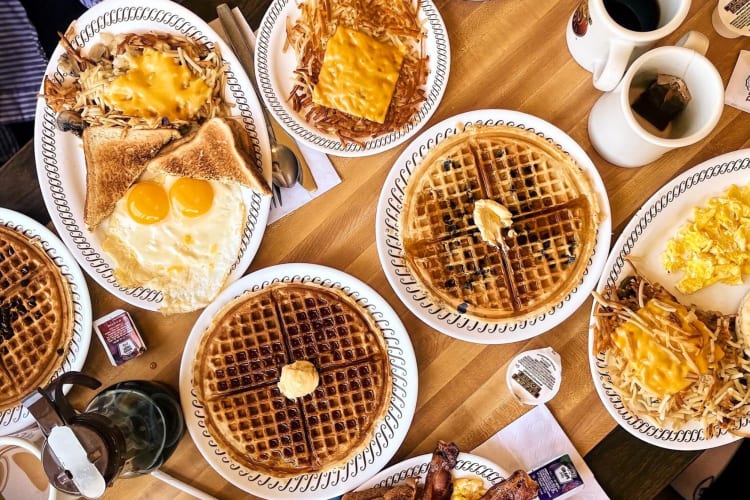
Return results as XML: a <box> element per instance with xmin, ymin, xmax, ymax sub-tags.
<box><xmin>450</xmin><ymin>477</ymin><xmax>486</xmax><ymax>500</ymax></box>
<box><xmin>662</xmin><ymin>183</ymin><xmax>750</xmax><ymax>294</ymax></box>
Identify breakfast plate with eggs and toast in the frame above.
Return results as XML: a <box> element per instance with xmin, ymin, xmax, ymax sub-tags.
<box><xmin>179</xmin><ymin>263</ymin><xmax>418</xmax><ymax>499</ymax></box>
<box><xmin>377</xmin><ymin>109</ymin><xmax>611</xmax><ymax>344</ymax></box>
<box><xmin>34</xmin><ymin>0</ymin><xmax>272</xmax><ymax>314</ymax></box>
<box><xmin>255</xmin><ymin>0</ymin><xmax>450</xmax><ymax>156</ymax></box>
<box><xmin>590</xmin><ymin>149</ymin><xmax>750</xmax><ymax>450</ymax></box>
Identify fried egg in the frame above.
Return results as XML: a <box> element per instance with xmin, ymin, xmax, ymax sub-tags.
<box><xmin>100</xmin><ymin>166</ymin><xmax>246</xmax><ymax>314</ymax></box>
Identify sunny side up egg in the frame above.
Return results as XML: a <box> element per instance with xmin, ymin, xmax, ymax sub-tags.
<box><xmin>100</xmin><ymin>166</ymin><xmax>246</xmax><ymax>314</ymax></box>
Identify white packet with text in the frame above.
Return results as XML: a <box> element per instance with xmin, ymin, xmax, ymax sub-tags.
<box><xmin>726</xmin><ymin>50</ymin><xmax>750</xmax><ymax>112</ymax></box>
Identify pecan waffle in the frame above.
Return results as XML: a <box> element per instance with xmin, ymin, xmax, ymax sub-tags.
<box><xmin>400</xmin><ymin>124</ymin><xmax>599</xmax><ymax>322</ymax></box>
<box><xmin>0</xmin><ymin>225</ymin><xmax>73</xmax><ymax>411</ymax></box>
<box><xmin>192</xmin><ymin>282</ymin><xmax>392</xmax><ymax>477</ymax></box>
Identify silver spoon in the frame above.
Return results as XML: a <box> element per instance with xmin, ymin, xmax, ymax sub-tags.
<box><xmin>271</xmin><ymin>141</ymin><xmax>301</xmax><ymax>188</ymax></box>
<box><xmin>216</xmin><ymin>4</ymin><xmax>300</xmax><ymax>190</ymax></box>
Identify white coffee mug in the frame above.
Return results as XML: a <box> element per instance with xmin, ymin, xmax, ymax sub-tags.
<box><xmin>566</xmin><ymin>0</ymin><xmax>691</xmax><ymax>91</ymax></box>
<box><xmin>587</xmin><ymin>32</ymin><xmax>723</xmax><ymax>168</ymax></box>
<box><xmin>0</xmin><ymin>435</ymin><xmax>58</xmax><ymax>500</ymax></box>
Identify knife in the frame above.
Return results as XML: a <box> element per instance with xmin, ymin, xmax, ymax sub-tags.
<box><xmin>216</xmin><ymin>4</ymin><xmax>318</xmax><ymax>192</ymax></box>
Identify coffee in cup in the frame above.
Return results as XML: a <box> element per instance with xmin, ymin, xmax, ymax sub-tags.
<box><xmin>603</xmin><ymin>0</ymin><xmax>660</xmax><ymax>32</ymax></box>
<box><xmin>566</xmin><ymin>0</ymin><xmax>691</xmax><ymax>91</ymax></box>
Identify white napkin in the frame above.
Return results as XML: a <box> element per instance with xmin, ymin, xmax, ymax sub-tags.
<box><xmin>208</xmin><ymin>9</ymin><xmax>341</xmax><ymax>225</ymax></box>
<box><xmin>725</xmin><ymin>50</ymin><xmax>750</xmax><ymax>113</ymax></box>
<box><xmin>472</xmin><ymin>404</ymin><xmax>609</xmax><ymax>499</ymax></box>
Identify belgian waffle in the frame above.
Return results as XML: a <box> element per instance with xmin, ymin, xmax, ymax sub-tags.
<box><xmin>193</xmin><ymin>282</ymin><xmax>392</xmax><ymax>477</ymax></box>
<box><xmin>399</xmin><ymin>124</ymin><xmax>599</xmax><ymax>322</ymax></box>
<box><xmin>0</xmin><ymin>225</ymin><xmax>73</xmax><ymax>411</ymax></box>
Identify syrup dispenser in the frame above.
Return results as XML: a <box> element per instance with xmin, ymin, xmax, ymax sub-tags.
<box><xmin>23</xmin><ymin>371</ymin><xmax>184</xmax><ymax>499</ymax></box>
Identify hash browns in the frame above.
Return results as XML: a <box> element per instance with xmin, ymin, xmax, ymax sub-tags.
<box><xmin>44</xmin><ymin>31</ymin><xmax>229</xmax><ymax>129</ymax></box>
<box><xmin>592</xmin><ymin>263</ymin><xmax>750</xmax><ymax>438</ymax></box>
<box><xmin>284</xmin><ymin>0</ymin><xmax>429</xmax><ymax>147</ymax></box>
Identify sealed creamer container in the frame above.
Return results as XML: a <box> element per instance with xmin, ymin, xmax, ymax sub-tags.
<box><xmin>713</xmin><ymin>0</ymin><xmax>750</xmax><ymax>38</ymax></box>
<box><xmin>506</xmin><ymin>347</ymin><xmax>563</xmax><ymax>405</ymax></box>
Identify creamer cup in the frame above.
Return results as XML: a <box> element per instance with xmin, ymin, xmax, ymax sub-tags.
<box><xmin>506</xmin><ymin>347</ymin><xmax>562</xmax><ymax>405</ymax></box>
<box><xmin>712</xmin><ymin>0</ymin><xmax>750</xmax><ymax>38</ymax></box>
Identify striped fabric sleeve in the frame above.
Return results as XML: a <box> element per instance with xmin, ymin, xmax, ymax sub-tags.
<box><xmin>0</xmin><ymin>0</ymin><xmax>48</xmax><ymax>124</ymax></box>
<box><xmin>0</xmin><ymin>125</ymin><xmax>20</xmax><ymax>165</ymax></box>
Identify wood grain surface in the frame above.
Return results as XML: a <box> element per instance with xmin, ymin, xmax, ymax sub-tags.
<box><xmin>2</xmin><ymin>0</ymin><xmax>749</xmax><ymax>499</ymax></box>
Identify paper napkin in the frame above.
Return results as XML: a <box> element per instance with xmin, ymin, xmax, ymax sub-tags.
<box><xmin>208</xmin><ymin>9</ymin><xmax>341</xmax><ymax>225</ymax></box>
<box><xmin>472</xmin><ymin>404</ymin><xmax>608</xmax><ymax>499</ymax></box>
<box><xmin>725</xmin><ymin>50</ymin><xmax>750</xmax><ymax>114</ymax></box>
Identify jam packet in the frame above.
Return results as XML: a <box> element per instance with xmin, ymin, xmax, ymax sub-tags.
<box><xmin>725</xmin><ymin>50</ymin><xmax>750</xmax><ymax>112</ymax></box>
<box><xmin>93</xmin><ymin>309</ymin><xmax>146</xmax><ymax>366</ymax></box>
<box><xmin>529</xmin><ymin>454</ymin><xmax>585</xmax><ymax>500</ymax></box>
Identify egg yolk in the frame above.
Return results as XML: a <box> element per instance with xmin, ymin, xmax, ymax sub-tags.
<box><xmin>169</xmin><ymin>177</ymin><xmax>214</xmax><ymax>217</ymax></box>
<box><xmin>127</xmin><ymin>181</ymin><xmax>169</xmax><ymax>224</ymax></box>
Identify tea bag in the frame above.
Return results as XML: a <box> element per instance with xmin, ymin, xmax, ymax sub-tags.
<box><xmin>725</xmin><ymin>50</ymin><xmax>750</xmax><ymax>113</ymax></box>
<box><xmin>631</xmin><ymin>74</ymin><xmax>692</xmax><ymax>131</ymax></box>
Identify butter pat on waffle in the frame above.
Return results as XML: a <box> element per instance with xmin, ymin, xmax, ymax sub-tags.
<box><xmin>400</xmin><ymin>124</ymin><xmax>600</xmax><ymax>323</ymax></box>
<box><xmin>192</xmin><ymin>282</ymin><xmax>392</xmax><ymax>477</ymax></box>
<box><xmin>0</xmin><ymin>225</ymin><xmax>73</xmax><ymax>411</ymax></box>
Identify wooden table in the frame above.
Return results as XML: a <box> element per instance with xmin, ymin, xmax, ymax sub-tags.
<box><xmin>2</xmin><ymin>0</ymin><xmax>748</xmax><ymax>498</ymax></box>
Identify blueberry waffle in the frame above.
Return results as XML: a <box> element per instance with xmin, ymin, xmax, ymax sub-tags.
<box><xmin>0</xmin><ymin>225</ymin><xmax>73</xmax><ymax>411</ymax></box>
<box><xmin>399</xmin><ymin>124</ymin><xmax>599</xmax><ymax>323</ymax></box>
<box><xmin>192</xmin><ymin>282</ymin><xmax>392</xmax><ymax>477</ymax></box>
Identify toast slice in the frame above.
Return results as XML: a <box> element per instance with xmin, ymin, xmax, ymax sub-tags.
<box><xmin>83</xmin><ymin>126</ymin><xmax>180</xmax><ymax>229</ymax></box>
<box><xmin>146</xmin><ymin>117</ymin><xmax>272</xmax><ymax>196</ymax></box>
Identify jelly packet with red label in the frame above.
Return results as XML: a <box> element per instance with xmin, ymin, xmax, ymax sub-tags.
<box><xmin>93</xmin><ymin>309</ymin><xmax>146</xmax><ymax>366</ymax></box>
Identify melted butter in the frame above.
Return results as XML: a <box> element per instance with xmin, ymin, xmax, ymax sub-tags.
<box><xmin>473</xmin><ymin>199</ymin><xmax>513</xmax><ymax>247</ymax></box>
<box><xmin>612</xmin><ymin>299</ymin><xmax>723</xmax><ymax>396</ymax></box>
<box><xmin>312</xmin><ymin>26</ymin><xmax>406</xmax><ymax>123</ymax></box>
<box><xmin>104</xmin><ymin>48</ymin><xmax>212</xmax><ymax>122</ymax></box>
<box><xmin>278</xmin><ymin>360</ymin><xmax>319</xmax><ymax>399</ymax></box>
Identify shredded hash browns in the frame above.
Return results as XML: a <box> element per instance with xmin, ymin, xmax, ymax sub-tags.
<box><xmin>43</xmin><ymin>31</ymin><xmax>229</xmax><ymax>129</ymax></box>
<box><xmin>284</xmin><ymin>0</ymin><xmax>429</xmax><ymax>147</ymax></box>
<box><xmin>592</xmin><ymin>262</ymin><xmax>750</xmax><ymax>438</ymax></box>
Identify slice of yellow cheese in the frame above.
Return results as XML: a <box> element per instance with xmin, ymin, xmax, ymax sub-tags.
<box><xmin>313</xmin><ymin>26</ymin><xmax>406</xmax><ymax>124</ymax></box>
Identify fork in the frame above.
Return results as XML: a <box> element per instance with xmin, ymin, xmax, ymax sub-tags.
<box><xmin>271</xmin><ymin>182</ymin><xmax>282</xmax><ymax>208</ymax></box>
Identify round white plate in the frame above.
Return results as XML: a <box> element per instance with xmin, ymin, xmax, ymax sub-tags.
<box><xmin>179</xmin><ymin>263</ymin><xmax>418</xmax><ymax>499</ymax></box>
<box><xmin>376</xmin><ymin>109</ymin><xmax>612</xmax><ymax>344</ymax></box>
<box><xmin>34</xmin><ymin>0</ymin><xmax>271</xmax><ymax>312</ymax></box>
<box><xmin>255</xmin><ymin>0</ymin><xmax>450</xmax><ymax>157</ymax></box>
<box><xmin>589</xmin><ymin>149</ymin><xmax>750</xmax><ymax>450</ymax></box>
<box><xmin>355</xmin><ymin>452</ymin><xmax>509</xmax><ymax>493</ymax></box>
<box><xmin>0</xmin><ymin>208</ymin><xmax>92</xmax><ymax>436</ymax></box>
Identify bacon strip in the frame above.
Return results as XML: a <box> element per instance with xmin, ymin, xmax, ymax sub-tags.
<box><xmin>478</xmin><ymin>470</ymin><xmax>539</xmax><ymax>500</ymax></box>
<box><xmin>421</xmin><ymin>440</ymin><xmax>459</xmax><ymax>500</ymax></box>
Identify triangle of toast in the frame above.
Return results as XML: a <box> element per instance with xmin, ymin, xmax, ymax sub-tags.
<box><xmin>145</xmin><ymin>117</ymin><xmax>272</xmax><ymax>196</ymax></box>
<box><xmin>83</xmin><ymin>126</ymin><xmax>180</xmax><ymax>229</ymax></box>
